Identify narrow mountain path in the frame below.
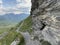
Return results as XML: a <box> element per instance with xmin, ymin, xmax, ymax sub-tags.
<box><xmin>11</xmin><ymin>21</ymin><xmax>40</xmax><ymax>45</ymax></box>
<box><xmin>0</xmin><ymin>21</ymin><xmax>40</xmax><ymax>45</ymax></box>
<box><xmin>18</xmin><ymin>21</ymin><xmax>40</xmax><ymax>45</ymax></box>
<box><xmin>10</xmin><ymin>22</ymin><xmax>24</xmax><ymax>45</ymax></box>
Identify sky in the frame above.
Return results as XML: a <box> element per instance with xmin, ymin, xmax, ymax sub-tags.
<box><xmin>0</xmin><ymin>0</ymin><xmax>31</xmax><ymax>15</ymax></box>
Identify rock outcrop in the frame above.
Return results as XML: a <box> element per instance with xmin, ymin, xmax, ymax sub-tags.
<box><xmin>30</xmin><ymin>0</ymin><xmax>60</xmax><ymax>45</ymax></box>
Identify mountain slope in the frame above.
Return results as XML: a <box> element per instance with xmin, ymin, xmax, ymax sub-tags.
<box><xmin>0</xmin><ymin>13</ymin><xmax>29</xmax><ymax>27</ymax></box>
<box><xmin>17</xmin><ymin>16</ymin><xmax>33</xmax><ymax>33</ymax></box>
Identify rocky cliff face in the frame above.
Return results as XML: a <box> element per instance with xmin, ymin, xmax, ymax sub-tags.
<box><xmin>30</xmin><ymin>0</ymin><xmax>60</xmax><ymax>45</ymax></box>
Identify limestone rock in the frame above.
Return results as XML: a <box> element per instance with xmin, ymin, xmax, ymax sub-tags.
<box><xmin>30</xmin><ymin>0</ymin><xmax>60</xmax><ymax>45</ymax></box>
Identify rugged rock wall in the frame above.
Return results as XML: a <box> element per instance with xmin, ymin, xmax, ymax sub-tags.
<box><xmin>30</xmin><ymin>0</ymin><xmax>60</xmax><ymax>45</ymax></box>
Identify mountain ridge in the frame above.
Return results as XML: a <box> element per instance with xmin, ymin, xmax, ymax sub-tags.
<box><xmin>0</xmin><ymin>13</ymin><xmax>29</xmax><ymax>26</ymax></box>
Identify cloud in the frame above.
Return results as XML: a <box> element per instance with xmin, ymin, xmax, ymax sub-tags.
<box><xmin>0</xmin><ymin>0</ymin><xmax>2</xmax><ymax>3</ymax></box>
<box><xmin>0</xmin><ymin>7</ymin><xmax>23</xmax><ymax>15</ymax></box>
<box><xmin>16</xmin><ymin>0</ymin><xmax>22</xmax><ymax>2</ymax></box>
<box><xmin>0</xmin><ymin>0</ymin><xmax>31</xmax><ymax>15</ymax></box>
<box><xmin>16</xmin><ymin>0</ymin><xmax>31</xmax><ymax>8</ymax></box>
<box><xmin>0</xmin><ymin>0</ymin><xmax>5</xmax><ymax>15</ymax></box>
<box><xmin>13</xmin><ymin>10</ymin><xmax>23</xmax><ymax>14</ymax></box>
<box><xmin>19</xmin><ymin>7</ymin><xmax>30</xmax><ymax>14</ymax></box>
<box><xmin>15</xmin><ymin>0</ymin><xmax>31</xmax><ymax>14</ymax></box>
<box><xmin>16</xmin><ymin>0</ymin><xmax>31</xmax><ymax>14</ymax></box>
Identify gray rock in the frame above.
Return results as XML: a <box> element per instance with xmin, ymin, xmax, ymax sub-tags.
<box><xmin>30</xmin><ymin>0</ymin><xmax>60</xmax><ymax>45</ymax></box>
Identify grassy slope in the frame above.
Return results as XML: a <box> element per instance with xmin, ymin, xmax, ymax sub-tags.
<box><xmin>19</xmin><ymin>16</ymin><xmax>33</xmax><ymax>33</ymax></box>
<box><xmin>0</xmin><ymin>16</ymin><xmax>32</xmax><ymax>45</ymax></box>
<box><xmin>0</xmin><ymin>30</ymin><xmax>24</xmax><ymax>45</ymax></box>
<box><xmin>0</xmin><ymin>24</ymin><xmax>24</xmax><ymax>45</ymax></box>
<box><xmin>0</xmin><ymin>23</ymin><xmax>18</xmax><ymax>34</ymax></box>
<box><xmin>0</xmin><ymin>28</ymin><xmax>9</xmax><ymax>34</ymax></box>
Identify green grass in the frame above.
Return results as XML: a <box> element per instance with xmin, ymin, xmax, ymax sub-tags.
<box><xmin>8</xmin><ymin>16</ymin><xmax>33</xmax><ymax>34</ymax></box>
<box><xmin>0</xmin><ymin>28</ymin><xmax>10</xmax><ymax>34</ymax></box>
<box><xmin>0</xmin><ymin>16</ymin><xmax>32</xmax><ymax>45</ymax></box>
<box><xmin>0</xmin><ymin>22</ymin><xmax>25</xmax><ymax>45</ymax></box>
<box><xmin>0</xmin><ymin>22</ymin><xmax>18</xmax><ymax>34</ymax></box>
<box><xmin>2</xmin><ymin>21</ymin><xmax>22</xmax><ymax>33</ymax></box>
<box><xmin>0</xmin><ymin>30</ymin><xmax>24</xmax><ymax>45</ymax></box>
<box><xmin>0</xmin><ymin>30</ymin><xmax>17</xmax><ymax>45</ymax></box>
<box><xmin>19</xmin><ymin>16</ymin><xmax>33</xmax><ymax>33</ymax></box>
<box><xmin>9</xmin><ymin>21</ymin><xmax>23</xmax><ymax>31</ymax></box>
<box><xmin>18</xmin><ymin>33</ymin><xmax>25</xmax><ymax>45</ymax></box>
